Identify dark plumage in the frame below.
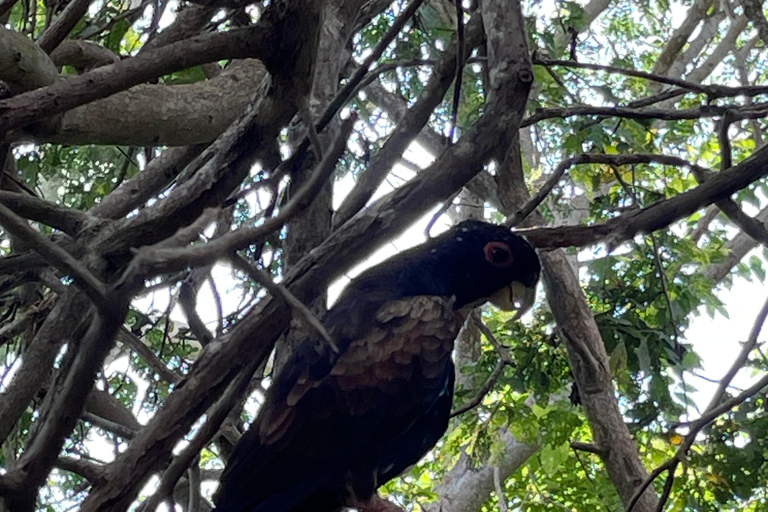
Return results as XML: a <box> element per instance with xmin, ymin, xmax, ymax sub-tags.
<box><xmin>214</xmin><ymin>220</ymin><xmax>541</xmax><ymax>512</ymax></box>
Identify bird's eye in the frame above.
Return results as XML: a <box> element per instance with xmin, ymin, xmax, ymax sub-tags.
<box><xmin>484</xmin><ymin>242</ymin><xmax>514</xmax><ymax>267</ymax></box>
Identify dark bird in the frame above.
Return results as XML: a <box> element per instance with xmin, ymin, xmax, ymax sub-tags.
<box><xmin>214</xmin><ymin>220</ymin><xmax>541</xmax><ymax>512</ymax></box>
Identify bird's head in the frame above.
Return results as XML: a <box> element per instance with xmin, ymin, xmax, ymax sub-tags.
<box><xmin>348</xmin><ymin>220</ymin><xmax>541</xmax><ymax>318</ymax></box>
<box><xmin>429</xmin><ymin>220</ymin><xmax>540</xmax><ymax>317</ymax></box>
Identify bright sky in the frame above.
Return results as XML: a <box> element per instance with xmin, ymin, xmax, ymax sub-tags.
<box><xmin>683</xmin><ymin>250</ymin><xmax>768</xmax><ymax>408</ymax></box>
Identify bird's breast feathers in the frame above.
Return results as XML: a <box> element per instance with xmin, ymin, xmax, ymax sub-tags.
<box><xmin>262</xmin><ymin>295</ymin><xmax>460</xmax><ymax>433</ymax></box>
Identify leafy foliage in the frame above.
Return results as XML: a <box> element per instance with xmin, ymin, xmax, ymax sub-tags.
<box><xmin>2</xmin><ymin>0</ymin><xmax>768</xmax><ymax>510</ymax></box>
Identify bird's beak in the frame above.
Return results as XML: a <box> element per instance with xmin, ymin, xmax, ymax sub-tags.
<box><xmin>489</xmin><ymin>281</ymin><xmax>537</xmax><ymax>320</ymax></box>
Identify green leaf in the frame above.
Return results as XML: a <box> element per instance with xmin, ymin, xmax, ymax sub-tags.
<box><xmin>609</xmin><ymin>341</ymin><xmax>628</xmax><ymax>375</ymax></box>
<box><xmin>539</xmin><ymin>442</ymin><xmax>570</xmax><ymax>475</ymax></box>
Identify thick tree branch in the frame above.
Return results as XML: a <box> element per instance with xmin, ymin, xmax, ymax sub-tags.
<box><xmin>514</xmin><ymin>145</ymin><xmax>768</xmax><ymax>250</ymax></box>
<box><xmin>0</xmin><ymin>291</ymin><xmax>91</xmax><ymax>445</ymax></box>
<box><xmin>49</xmin><ymin>39</ymin><xmax>119</xmax><ymax>71</ymax></box>
<box><xmin>54</xmin><ymin>456</ymin><xmax>104</xmax><ymax>484</ymax></box>
<box><xmin>38</xmin><ymin>60</ymin><xmax>268</xmax><ymax>146</ymax></box>
<box><xmin>0</xmin><ymin>190</ymin><xmax>89</xmax><ymax>235</ymax></box>
<box><xmin>690</xmin><ymin>163</ymin><xmax>768</xmax><ymax>248</ymax></box>
<box><xmin>90</xmin><ymin>145</ymin><xmax>204</xmax><ymax>220</ymax></box>
<box><xmin>1</xmin><ymin>303</ymin><xmax>129</xmax><ymax>511</ymax></box>
<box><xmin>36</xmin><ymin>0</ymin><xmax>93</xmax><ymax>53</ymax></box>
<box><xmin>424</xmin><ymin>430</ymin><xmax>538</xmax><ymax>512</ymax></box>
<box><xmin>0</xmin><ymin>27</ymin><xmax>57</xmax><ymax>94</ymax></box>
<box><xmin>0</xmin><ymin>2</ymin><xmax>297</xmax><ymax>135</ymax></box>
<box><xmin>92</xmin><ymin>76</ymin><xmax>277</xmax><ymax>254</ymax></box>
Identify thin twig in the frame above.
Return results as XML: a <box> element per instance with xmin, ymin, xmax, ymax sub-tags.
<box><xmin>505</xmin><ymin>152</ymin><xmax>724</xmax><ymax>229</ymax></box>
<box><xmin>533</xmin><ymin>58</ymin><xmax>768</xmax><ymax>99</ymax></box>
<box><xmin>451</xmin><ymin>359</ymin><xmax>506</xmax><ymax>417</ymax></box>
<box><xmin>472</xmin><ymin>313</ymin><xmax>514</xmax><ymax>364</ymax></box>
<box><xmin>626</xmin><ymin>458</ymin><xmax>679</xmax><ymax>512</ymax></box>
<box><xmin>116</xmin><ymin>328</ymin><xmax>184</xmax><ymax>384</ymax></box>
<box><xmin>449</xmin><ymin>0</ymin><xmax>465</xmax><ymax>142</ymax></box>
<box><xmin>451</xmin><ymin>314</ymin><xmax>516</xmax><ymax>416</ymax></box>
<box><xmin>230</xmin><ymin>253</ymin><xmax>338</xmax><ymax>353</ymax></box>
<box><xmin>704</xmin><ymin>294</ymin><xmax>768</xmax><ymax>411</ymax></box>
<box><xmin>424</xmin><ymin>189</ymin><xmax>461</xmax><ymax>238</ymax></box>
<box><xmin>655</xmin><ymin>469</ymin><xmax>676</xmax><ymax>512</ymax></box>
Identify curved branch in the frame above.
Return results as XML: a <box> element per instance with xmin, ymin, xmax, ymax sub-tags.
<box><xmin>0</xmin><ymin>190</ymin><xmax>89</xmax><ymax>235</ymax></box>
<box><xmin>49</xmin><ymin>40</ymin><xmax>120</xmax><ymax>72</ymax></box>
<box><xmin>37</xmin><ymin>60</ymin><xmax>267</xmax><ymax>146</ymax></box>
<box><xmin>0</xmin><ymin>27</ymin><xmax>57</xmax><ymax>94</ymax></box>
<box><xmin>0</xmin><ymin>5</ymin><xmax>288</xmax><ymax>135</ymax></box>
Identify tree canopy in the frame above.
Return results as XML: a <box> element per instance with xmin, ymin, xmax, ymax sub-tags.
<box><xmin>1</xmin><ymin>0</ymin><xmax>768</xmax><ymax>511</ymax></box>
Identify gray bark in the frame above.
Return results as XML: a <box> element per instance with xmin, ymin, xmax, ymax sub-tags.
<box><xmin>37</xmin><ymin>60</ymin><xmax>268</xmax><ymax>146</ymax></box>
<box><xmin>0</xmin><ymin>27</ymin><xmax>57</xmax><ymax>94</ymax></box>
<box><xmin>424</xmin><ymin>431</ymin><xmax>539</xmax><ymax>512</ymax></box>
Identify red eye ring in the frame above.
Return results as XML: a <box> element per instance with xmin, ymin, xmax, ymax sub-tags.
<box><xmin>484</xmin><ymin>241</ymin><xmax>514</xmax><ymax>267</ymax></box>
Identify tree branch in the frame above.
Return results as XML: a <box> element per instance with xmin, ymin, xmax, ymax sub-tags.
<box><xmin>116</xmin><ymin>328</ymin><xmax>183</xmax><ymax>384</ymax></box>
<box><xmin>333</xmin><ymin>14</ymin><xmax>483</xmax><ymax>227</ymax></box>
<box><xmin>0</xmin><ymin>202</ymin><xmax>108</xmax><ymax>305</ymax></box>
<box><xmin>0</xmin><ymin>190</ymin><xmax>89</xmax><ymax>236</ymax></box>
<box><xmin>137</xmin><ymin>364</ymin><xmax>257</xmax><ymax>512</ymax></box>
<box><xmin>521</xmin><ymin>103</ymin><xmax>768</xmax><ymax>127</ymax></box>
<box><xmin>90</xmin><ymin>145</ymin><xmax>204</xmax><ymax>220</ymax></box>
<box><xmin>534</xmin><ymin>58</ymin><xmax>768</xmax><ymax>99</ymax></box>
<box><xmin>514</xmin><ymin>145</ymin><xmax>768</xmax><ymax>250</ymax></box>
<box><xmin>0</xmin><ymin>2</ymin><xmax>290</xmax><ymax>135</ymax></box>
<box><xmin>0</xmin><ymin>291</ymin><xmax>90</xmax><ymax>445</ymax></box>
<box><xmin>230</xmin><ymin>254</ymin><xmax>339</xmax><ymax>353</ymax></box>
<box><xmin>1</xmin><ymin>303</ymin><xmax>129</xmax><ymax>509</ymax></box>
<box><xmin>123</xmin><ymin>114</ymin><xmax>356</xmax><ymax>278</ymax></box>
<box><xmin>36</xmin><ymin>0</ymin><xmax>93</xmax><ymax>53</ymax></box>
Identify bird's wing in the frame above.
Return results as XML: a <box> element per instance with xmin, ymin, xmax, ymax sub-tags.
<box><xmin>214</xmin><ymin>295</ymin><xmax>461</xmax><ymax>512</ymax></box>
<box><xmin>376</xmin><ymin>360</ymin><xmax>455</xmax><ymax>484</ymax></box>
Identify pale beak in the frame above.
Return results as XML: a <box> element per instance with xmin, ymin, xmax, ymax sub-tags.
<box><xmin>489</xmin><ymin>281</ymin><xmax>537</xmax><ymax>320</ymax></box>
